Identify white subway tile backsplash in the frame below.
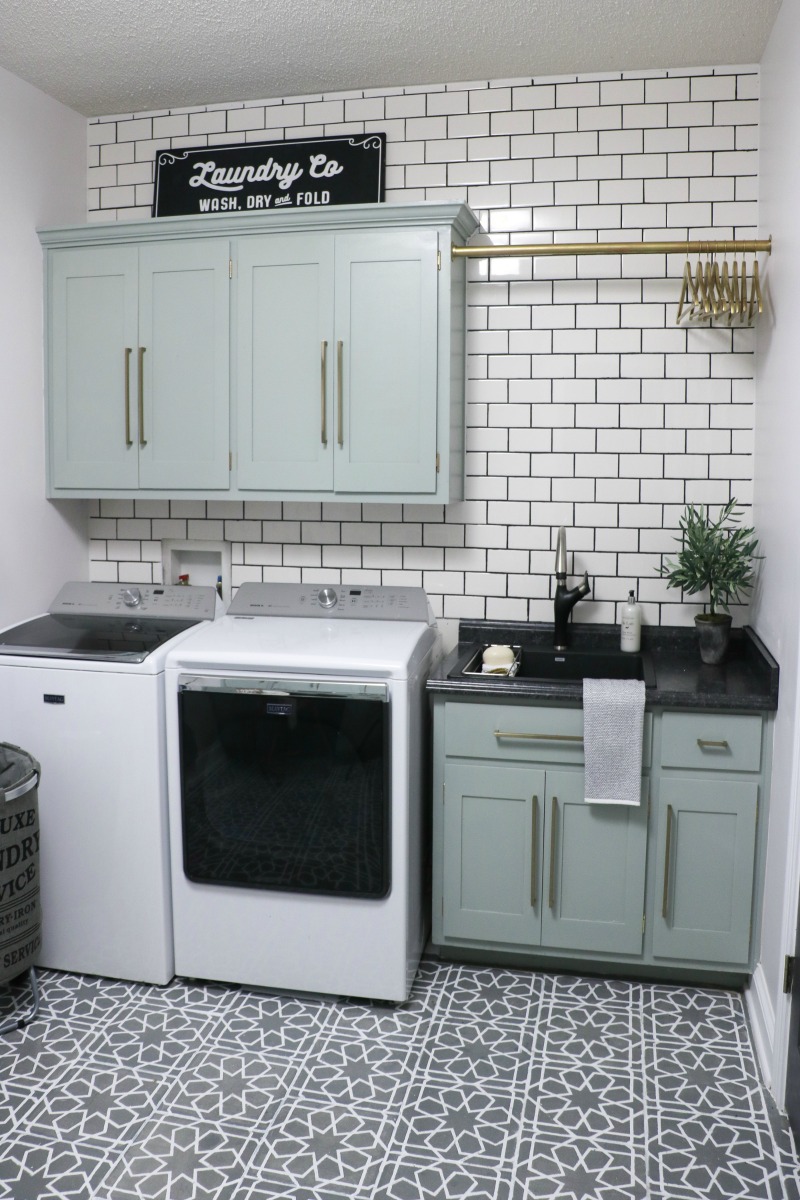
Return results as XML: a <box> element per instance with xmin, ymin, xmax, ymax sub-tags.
<box><xmin>85</xmin><ymin>63</ymin><xmax>759</xmax><ymax>624</ymax></box>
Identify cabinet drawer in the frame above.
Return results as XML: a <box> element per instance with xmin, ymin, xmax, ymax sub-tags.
<box><xmin>445</xmin><ymin>702</ymin><xmax>652</xmax><ymax>767</ymax></box>
<box><xmin>660</xmin><ymin>712</ymin><xmax>762</xmax><ymax>773</ymax></box>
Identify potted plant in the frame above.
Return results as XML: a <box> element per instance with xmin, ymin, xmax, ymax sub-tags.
<box><xmin>658</xmin><ymin>499</ymin><xmax>761</xmax><ymax>664</ymax></box>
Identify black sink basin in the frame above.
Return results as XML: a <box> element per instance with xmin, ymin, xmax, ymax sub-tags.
<box><xmin>516</xmin><ymin>646</ymin><xmax>655</xmax><ymax>684</ymax></box>
<box><xmin>449</xmin><ymin>643</ymin><xmax>656</xmax><ymax>686</ymax></box>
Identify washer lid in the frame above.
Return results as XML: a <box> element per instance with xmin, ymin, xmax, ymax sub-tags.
<box><xmin>0</xmin><ymin>613</ymin><xmax>205</xmax><ymax>663</ymax></box>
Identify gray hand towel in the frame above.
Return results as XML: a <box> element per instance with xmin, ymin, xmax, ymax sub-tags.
<box><xmin>582</xmin><ymin>677</ymin><xmax>646</xmax><ymax>805</ymax></box>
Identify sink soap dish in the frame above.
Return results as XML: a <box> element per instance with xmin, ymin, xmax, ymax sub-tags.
<box><xmin>461</xmin><ymin>644</ymin><xmax>521</xmax><ymax>678</ymax></box>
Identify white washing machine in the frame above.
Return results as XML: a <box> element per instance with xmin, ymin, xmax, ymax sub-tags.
<box><xmin>165</xmin><ymin>582</ymin><xmax>439</xmax><ymax>1004</ymax></box>
<box><xmin>0</xmin><ymin>582</ymin><xmax>218</xmax><ymax>985</ymax></box>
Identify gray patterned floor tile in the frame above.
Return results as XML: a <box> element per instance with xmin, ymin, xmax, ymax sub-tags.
<box><xmin>0</xmin><ymin>963</ymin><xmax>797</xmax><ymax>1200</ymax></box>
<box><xmin>0</xmin><ymin>1134</ymin><xmax>110</xmax><ymax>1200</ymax></box>
<box><xmin>82</xmin><ymin>1004</ymin><xmax>214</xmax><ymax>1078</ymax></box>
<box><xmin>97</xmin><ymin>1116</ymin><xmax>253</xmax><ymax>1200</ymax></box>
<box><xmin>537</xmin><ymin>993</ymin><xmax>642</xmax><ymax>1071</ymax></box>
<box><xmin>22</xmin><ymin>1063</ymin><xmax>163</xmax><ymax>1148</ymax></box>
<box><xmin>435</xmin><ymin>963</ymin><xmax>545</xmax><ymax>1027</ymax></box>
<box><xmin>529</xmin><ymin>1059</ymin><xmax>645</xmax><ymax>1145</ymax></box>
<box><xmin>386</xmin><ymin>1077</ymin><xmax>523</xmax><ymax>1174</ymax></box>
<box><xmin>161</xmin><ymin>1046</ymin><xmax>297</xmax><ymax>1131</ymax></box>
<box><xmin>645</xmin><ymin>1036</ymin><xmax>763</xmax><ymax>1117</ymax></box>
<box><xmin>420</xmin><ymin>1014</ymin><xmax>534</xmax><ymax>1092</ymax></box>
<box><xmin>648</xmin><ymin>1111</ymin><xmax>789</xmax><ymax>1199</ymax></box>
<box><xmin>513</xmin><ymin>1131</ymin><xmax>647</xmax><ymax>1199</ymax></box>
<box><xmin>246</xmin><ymin>1096</ymin><xmax>388</xmax><ymax>1197</ymax></box>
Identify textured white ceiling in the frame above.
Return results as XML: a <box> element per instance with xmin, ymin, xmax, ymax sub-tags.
<box><xmin>0</xmin><ymin>0</ymin><xmax>783</xmax><ymax>118</ymax></box>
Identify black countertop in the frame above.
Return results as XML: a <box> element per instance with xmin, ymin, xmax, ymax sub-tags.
<box><xmin>427</xmin><ymin>620</ymin><xmax>779</xmax><ymax>711</ymax></box>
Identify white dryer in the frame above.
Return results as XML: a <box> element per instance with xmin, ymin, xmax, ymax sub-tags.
<box><xmin>165</xmin><ymin>582</ymin><xmax>439</xmax><ymax>1003</ymax></box>
<box><xmin>0</xmin><ymin>583</ymin><xmax>217</xmax><ymax>984</ymax></box>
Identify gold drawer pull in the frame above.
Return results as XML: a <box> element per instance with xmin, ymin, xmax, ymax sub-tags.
<box><xmin>530</xmin><ymin>795</ymin><xmax>538</xmax><ymax>908</ymax></box>
<box><xmin>662</xmin><ymin>803</ymin><xmax>674</xmax><ymax>920</ymax></box>
<box><xmin>494</xmin><ymin>730</ymin><xmax>583</xmax><ymax>743</ymax></box>
<box><xmin>548</xmin><ymin>796</ymin><xmax>558</xmax><ymax>910</ymax></box>
<box><xmin>697</xmin><ymin>738</ymin><xmax>730</xmax><ymax>750</ymax></box>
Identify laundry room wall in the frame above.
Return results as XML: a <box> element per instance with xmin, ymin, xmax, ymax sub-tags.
<box><xmin>85</xmin><ymin>64</ymin><xmax>760</xmax><ymax>640</ymax></box>
<box><xmin>0</xmin><ymin>65</ymin><xmax>88</xmax><ymax>628</ymax></box>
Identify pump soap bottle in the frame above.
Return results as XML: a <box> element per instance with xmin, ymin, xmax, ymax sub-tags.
<box><xmin>620</xmin><ymin>590</ymin><xmax>642</xmax><ymax>653</ymax></box>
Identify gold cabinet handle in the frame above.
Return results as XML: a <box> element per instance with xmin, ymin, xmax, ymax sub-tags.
<box><xmin>548</xmin><ymin>795</ymin><xmax>558</xmax><ymax>910</ymax></box>
<box><xmin>320</xmin><ymin>340</ymin><xmax>328</xmax><ymax>447</ymax></box>
<box><xmin>336</xmin><ymin>339</ymin><xmax>344</xmax><ymax>448</ymax></box>
<box><xmin>124</xmin><ymin>347</ymin><xmax>133</xmax><ymax>447</ymax></box>
<box><xmin>697</xmin><ymin>738</ymin><xmax>730</xmax><ymax>750</ymax></box>
<box><xmin>530</xmin><ymin>795</ymin><xmax>538</xmax><ymax>908</ymax></box>
<box><xmin>662</xmin><ymin>803</ymin><xmax>674</xmax><ymax>919</ymax></box>
<box><xmin>494</xmin><ymin>730</ymin><xmax>583</xmax><ymax>743</ymax></box>
<box><xmin>137</xmin><ymin>347</ymin><xmax>146</xmax><ymax>447</ymax></box>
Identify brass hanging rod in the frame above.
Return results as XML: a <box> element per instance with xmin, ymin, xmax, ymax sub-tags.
<box><xmin>451</xmin><ymin>237</ymin><xmax>772</xmax><ymax>260</ymax></box>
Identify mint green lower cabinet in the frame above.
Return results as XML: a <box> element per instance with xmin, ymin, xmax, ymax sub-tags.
<box><xmin>542</xmin><ymin>771</ymin><xmax>648</xmax><ymax>956</ymax></box>
<box><xmin>652</xmin><ymin>776</ymin><xmax>758</xmax><ymax>965</ymax></box>
<box><xmin>432</xmin><ymin>697</ymin><xmax>770</xmax><ymax>979</ymax></box>
<box><xmin>440</xmin><ymin>756</ymin><xmax>647</xmax><ymax>956</ymax></box>
<box><xmin>442</xmin><ymin>763</ymin><xmax>544</xmax><ymax>945</ymax></box>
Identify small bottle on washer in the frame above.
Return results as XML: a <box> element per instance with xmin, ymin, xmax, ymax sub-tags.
<box><xmin>620</xmin><ymin>590</ymin><xmax>642</xmax><ymax>652</ymax></box>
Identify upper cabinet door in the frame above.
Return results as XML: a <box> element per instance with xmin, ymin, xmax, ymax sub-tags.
<box><xmin>334</xmin><ymin>231</ymin><xmax>439</xmax><ymax>496</ymax></box>
<box><xmin>236</xmin><ymin>234</ymin><xmax>335</xmax><ymax>491</ymax></box>
<box><xmin>49</xmin><ymin>245</ymin><xmax>139</xmax><ymax>490</ymax></box>
<box><xmin>137</xmin><ymin>240</ymin><xmax>230</xmax><ymax>490</ymax></box>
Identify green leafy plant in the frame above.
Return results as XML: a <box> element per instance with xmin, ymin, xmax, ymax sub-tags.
<box><xmin>658</xmin><ymin>499</ymin><xmax>761</xmax><ymax>618</ymax></box>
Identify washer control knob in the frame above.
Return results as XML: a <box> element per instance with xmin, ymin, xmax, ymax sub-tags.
<box><xmin>317</xmin><ymin>586</ymin><xmax>338</xmax><ymax>609</ymax></box>
<box><xmin>121</xmin><ymin>587</ymin><xmax>142</xmax><ymax>608</ymax></box>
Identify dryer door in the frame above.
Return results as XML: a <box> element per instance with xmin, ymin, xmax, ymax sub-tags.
<box><xmin>177</xmin><ymin>676</ymin><xmax>391</xmax><ymax>899</ymax></box>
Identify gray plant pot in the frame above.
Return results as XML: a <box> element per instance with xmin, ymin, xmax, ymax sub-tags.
<box><xmin>695</xmin><ymin>613</ymin><xmax>733</xmax><ymax>665</ymax></box>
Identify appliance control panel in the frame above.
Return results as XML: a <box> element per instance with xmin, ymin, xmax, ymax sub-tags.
<box><xmin>229</xmin><ymin>582</ymin><xmax>432</xmax><ymax>623</ymax></box>
<box><xmin>49</xmin><ymin>582</ymin><xmax>217</xmax><ymax>620</ymax></box>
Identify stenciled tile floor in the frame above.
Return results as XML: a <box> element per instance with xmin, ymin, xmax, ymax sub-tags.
<box><xmin>0</xmin><ymin>959</ymin><xmax>799</xmax><ymax>1200</ymax></box>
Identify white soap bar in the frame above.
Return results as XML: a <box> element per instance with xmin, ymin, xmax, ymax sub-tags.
<box><xmin>482</xmin><ymin>644</ymin><xmax>514</xmax><ymax>668</ymax></box>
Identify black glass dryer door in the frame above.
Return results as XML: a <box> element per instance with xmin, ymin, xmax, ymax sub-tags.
<box><xmin>178</xmin><ymin>676</ymin><xmax>391</xmax><ymax>899</ymax></box>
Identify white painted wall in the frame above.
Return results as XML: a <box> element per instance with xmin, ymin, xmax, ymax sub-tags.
<box><xmin>0</xmin><ymin>65</ymin><xmax>88</xmax><ymax>627</ymax></box>
<box><xmin>748</xmin><ymin>0</ymin><xmax>800</xmax><ymax>1104</ymax></box>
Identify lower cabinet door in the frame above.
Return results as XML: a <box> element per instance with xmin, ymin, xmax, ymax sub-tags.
<box><xmin>653</xmin><ymin>776</ymin><xmax>758</xmax><ymax>965</ymax></box>
<box><xmin>442</xmin><ymin>762</ymin><xmax>544</xmax><ymax>945</ymax></box>
<box><xmin>541</xmin><ymin>770</ymin><xmax>649</xmax><ymax>955</ymax></box>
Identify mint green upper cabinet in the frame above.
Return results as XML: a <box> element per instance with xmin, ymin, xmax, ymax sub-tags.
<box><xmin>137</xmin><ymin>241</ymin><xmax>230</xmax><ymax>489</ymax></box>
<box><xmin>334</xmin><ymin>231</ymin><xmax>439</xmax><ymax>496</ymax></box>
<box><xmin>236</xmin><ymin>234</ymin><xmax>335</xmax><ymax>491</ymax></box>
<box><xmin>236</xmin><ymin>229</ymin><xmax>440</xmax><ymax>497</ymax></box>
<box><xmin>41</xmin><ymin>204</ymin><xmax>478</xmax><ymax>501</ymax></box>
<box><xmin>48</xmin><ymin>239</ymin><xmax>230</xmax><ymax>492</ymax></box>
<box><xmin>50</xmin><ymin>245</ymin><xmax>139</xmax><ymax>490</ymax></box>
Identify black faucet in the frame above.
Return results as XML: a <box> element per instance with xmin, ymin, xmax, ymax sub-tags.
<box><xmin>553</xmin><ymin>526</ymin><xmax>591</xmax><ymax>650</ymax></box>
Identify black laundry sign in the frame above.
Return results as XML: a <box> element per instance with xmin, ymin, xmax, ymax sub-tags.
<box><xmin>152</xmin><ymin>134</ymin><xmax>386</xmax><ymax>217</ymax></box>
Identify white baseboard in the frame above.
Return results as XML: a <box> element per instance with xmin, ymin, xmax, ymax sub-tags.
<box><xmin>747</xmin><ymin>961</ymin><xmax>777</xmax><ymax>1097</ymax></box>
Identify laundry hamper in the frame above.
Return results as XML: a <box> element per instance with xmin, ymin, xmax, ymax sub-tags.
<box><xmin>0</xmin><ymin>743</ymin><xmax>42</xmax><ymax>1034</ymax></box>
